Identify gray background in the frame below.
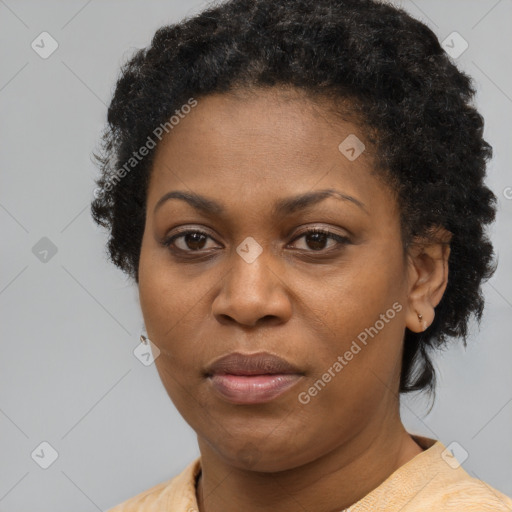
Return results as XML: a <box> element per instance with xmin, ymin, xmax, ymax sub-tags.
<box><xmin>1</xmin><ymin>0</ymin><xmax>511</xmax><ymax>510</ymax></box>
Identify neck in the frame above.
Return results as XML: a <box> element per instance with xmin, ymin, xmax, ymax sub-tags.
<box><xmin>196</xmin><ymin>416</ymin><xmax>423</xmax><ymax>512</ymax></box>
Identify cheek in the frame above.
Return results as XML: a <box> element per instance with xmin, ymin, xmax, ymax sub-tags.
<box><xmin>312</xmin><ymin>248</ymin><xmax>406</xmax><ymax>348</ymax></box>
<box><xmin>137</xmin><ymin>241</ymin><xmax>225</xmax><ymax>390</ymax></box>
<box><xmin>138</xmin><ymin>260</ymin><xmax>206</xmax><ymax>419</ymax></box>
<box><xmin>297</xmin><ymin>247</ymin><xmax>407</xmax><ymax>404</ymax></box>
<box><xmin>138</xmin><ymin>236</ymin><xmax>199</xmax><ymax>338</ymax></box>
<box><xmin>137</xmin><ymin>243</ymin><xmax>195</xmax><ymax>369</ymax></box>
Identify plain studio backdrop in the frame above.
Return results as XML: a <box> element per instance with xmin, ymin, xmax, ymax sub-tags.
<box><xmin>1</xmin><ymin>1</ymin><xmax>511</xmax><ymax>510</ymax></box>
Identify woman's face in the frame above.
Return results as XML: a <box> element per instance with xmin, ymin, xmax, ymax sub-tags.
<box><xmin>138</xmin><ymin>88</ymin><xmax>417</xmax><ymax>472</ymax></box>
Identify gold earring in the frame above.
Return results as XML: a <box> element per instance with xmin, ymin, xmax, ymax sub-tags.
<box><xmin>140</xmin><ymin>334</ymin><xmax>149</xmax><ymax>345</ymax></box>
<box><xmin>416</xmin><ymin>311</ymin><xmax>425</xmax><ymax>331</ymax></box>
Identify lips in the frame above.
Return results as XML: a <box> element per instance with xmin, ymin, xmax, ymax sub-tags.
<box><xmin>205</xmin><ymin>352</ymin><xmax>304</xmax><ymax>404</ymax></box>
<box><xmin>205</xmin><ymin>352</ymin><xmax>302</xmax><ymax>376</ymax></box>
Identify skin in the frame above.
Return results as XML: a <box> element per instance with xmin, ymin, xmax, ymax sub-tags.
<box><xmin>137</xmin><ymin>86</ymin><xmax>451</xmax><ymax>512</ymax></box>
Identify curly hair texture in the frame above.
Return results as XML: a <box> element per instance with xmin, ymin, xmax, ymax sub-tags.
<box><xmin>91</xmin><ymin>0</ymin><xmax>497</xmax><ymax>398</ymax></box>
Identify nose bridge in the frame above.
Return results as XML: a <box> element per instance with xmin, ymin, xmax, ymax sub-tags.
<box><xmin>240</xmin><ymin>242</ymin><xmax>271</xmax><ymax>282</ymax></box>
<box><xmin>228</xmin><ymin>237</ymin><xmax>277</xmax><ymax>302</ymax></box>
<box><xmin>212</xmin><ymin>237</ymin><xmax>291</xmax><ymax>325</ymax></box>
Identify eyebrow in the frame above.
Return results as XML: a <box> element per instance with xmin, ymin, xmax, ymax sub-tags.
<box><xmin>153</xmin><ymin>188</ymin><xmax>368</xmax><ymax>217</ymax></box>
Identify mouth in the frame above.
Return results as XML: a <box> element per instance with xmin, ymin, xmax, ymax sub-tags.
<box><xmin>205</xmin><ymin>352</ymin><xmax>304</xmax><ymax>404</ymax></box>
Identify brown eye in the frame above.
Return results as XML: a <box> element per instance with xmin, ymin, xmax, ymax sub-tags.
<box><xmin>163</xmin><ymin>230</ymin><xmax>218</xmax><ymax>252</ymax></box>
<box><xmin>290</xmin><ymin>228</ymin><xmax>350</xmax><ymax>252</ymax></box>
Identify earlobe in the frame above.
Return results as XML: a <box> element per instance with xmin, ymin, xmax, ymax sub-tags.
<box><xmin>404</xmin><ymin>227</ymin><xmax>451</xmax><ymax>333</ymax></box>
<box><xmin>405</xmin><ymin>307</ymin><xmax>434</xmax><ymax>333</ymax></box>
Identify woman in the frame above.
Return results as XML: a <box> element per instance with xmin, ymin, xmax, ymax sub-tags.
<box><xmin>91</xmin><ymin>0</ymin><xmax>512</xmax><ymax>510</ymax></box>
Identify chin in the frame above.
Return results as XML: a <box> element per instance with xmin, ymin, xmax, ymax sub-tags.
<box><xmin>204</xmin><ymin>433</ymin><xmax>318</xmax><ymax>473</ymax></box>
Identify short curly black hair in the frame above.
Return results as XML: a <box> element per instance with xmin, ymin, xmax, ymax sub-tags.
<box><xmin>91</xmin><ymin>0</ymin><xmax>497</xmax><ymax>398</ymax></box>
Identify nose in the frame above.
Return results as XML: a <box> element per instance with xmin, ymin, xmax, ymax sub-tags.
<box><xmin>211</xmin><ymin>248</ymin><xmax>293</xmax><ymax>328</ymax></box>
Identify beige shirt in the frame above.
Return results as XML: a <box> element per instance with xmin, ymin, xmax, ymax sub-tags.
<box><xmin>107</xmin><ymin>435</ymin><xmax>512</xmax><ymax>511</ymax></box>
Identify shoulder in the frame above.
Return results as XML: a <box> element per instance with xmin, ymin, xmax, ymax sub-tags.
<box><xmin>105</xmin><ymin>457</ymin><xmax>201</xmax><ymax>512</ymax></box>
<box><xmin>348</xmin><ymin>436</ymin><xmax>512</xmax><ymax>511</ymax></box>
<box><xmin>106</xmin><ymin>478</ymin><xmax>175</xmax><ymax>512</ymax></box>
<box><xmin>431</xmin><ymin>476</ymin><xmax>512</xmax><ymax>511</ymax></box>
<box><xmin>401</xmin><ymin>437</ymin><xmax>512</xmax><ymax>511</ymax></box>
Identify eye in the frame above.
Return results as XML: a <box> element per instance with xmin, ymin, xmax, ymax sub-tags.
<box><xmin>162</xmin><ymin>229</ymin><xmax>220</xmax><ymax>253</ymax></box>
<box><xmin>288</xmin><ymin>227</ymin><xmax>350</xmax><ymax>252</ymax></box>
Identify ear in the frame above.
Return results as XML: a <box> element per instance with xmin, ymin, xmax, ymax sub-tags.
<box><xmin>405</xmin><ymin>226</ymin><xmax>452</xmax><ymax>333</ymax></box>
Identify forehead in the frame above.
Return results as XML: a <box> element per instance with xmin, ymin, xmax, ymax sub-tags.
<box><xmin>147</xmin><ymin>88</ymin><xmax>394</xmax><ymax>219</ymax></box>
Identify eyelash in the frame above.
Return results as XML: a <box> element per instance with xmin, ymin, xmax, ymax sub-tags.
<box><xmin>161</xmin><ymin>227</ymin><xmax>350</xmax><ymax>256</ymax></box>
